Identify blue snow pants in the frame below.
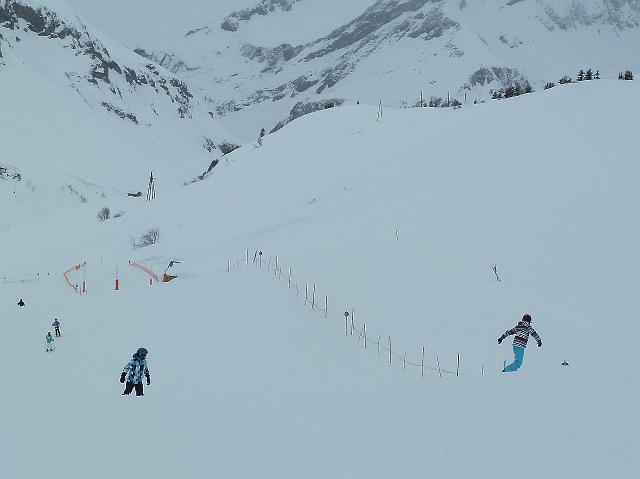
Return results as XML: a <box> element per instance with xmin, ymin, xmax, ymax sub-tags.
<box><xmin>503</xmin><ymin>346</ymin><xmax>525</xmax><ymax>372</ymax></box>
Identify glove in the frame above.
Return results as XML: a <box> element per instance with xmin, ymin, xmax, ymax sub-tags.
<box><xmin>120</xmin><ymin>372</ymin><xmax>126</xmax><ymax>383</ymax></box>
<box><xmin>497</xmin><ymin>337</ymin><xmax>502</xmax><ymax>344</ymax></box>
<box><xmin>146</xmin><ymin>376</ymin><xmax>151</xmax><ymax>386</ymax></box>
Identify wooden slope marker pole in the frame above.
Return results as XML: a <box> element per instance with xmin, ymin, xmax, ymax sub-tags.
<box><xmin>421</xmin><ymin>346</ymin><xmax>425</xmax><ymax>379</ymax></box>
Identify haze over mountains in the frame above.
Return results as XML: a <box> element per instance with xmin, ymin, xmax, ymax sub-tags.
<box><xmin>65</xmin><ymin>0</ymin><xmax>640</xmax><ymax>139</ymax></box>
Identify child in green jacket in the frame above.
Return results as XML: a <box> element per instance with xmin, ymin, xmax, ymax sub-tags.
<box><xmin>45</xmin><ymin>332</ymin><xmax>54</xmax><ymax>352</ymax></box>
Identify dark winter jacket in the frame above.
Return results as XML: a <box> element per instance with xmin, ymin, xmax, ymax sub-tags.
<box><xmin>499</xmin><ymin>321</ymin><xmax>542</xmax><ymax>349</ymax></box>
<box><xmin>52</xmin><ymin>320</ymin><xmax>60</xmax><ymax>328</ymax></box>
<box><xmin>122</xmin><ymin>357</ymin><xmax>150</xmax><ymax>384</ymax></box>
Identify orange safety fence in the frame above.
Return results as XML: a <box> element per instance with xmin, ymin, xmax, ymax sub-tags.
<box><xmin>128</xmin><ymin>261</ymin><xmax>160</xmax><ymax>282</ymax></box>
<box><xmin>63</xmin><ymin>261</ymin><xmax>86</xmax><ymax>292</ymax></box>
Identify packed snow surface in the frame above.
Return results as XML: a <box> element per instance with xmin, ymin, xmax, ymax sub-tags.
<box><xmin>2</xmin><ymin>80</ymin><xmax>639</xmax><ymax>478</ymax></box>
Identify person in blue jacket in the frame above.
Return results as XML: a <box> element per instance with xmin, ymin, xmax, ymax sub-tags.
<box><xmin>120</xmin><ymin>348</ymin><xmax>151</xmax><ymax>396</ymax></box>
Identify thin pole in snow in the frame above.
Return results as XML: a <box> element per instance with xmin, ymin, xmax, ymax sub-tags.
<box><xmin>275</xmin><ymin>255</ymin><xmax>278</xmax><ymax>276</ymax></box>
<box><xmin>378</xmin><ymin>334</ymin><xmax>381</xmax><ymax>356</ymax></box>
<box><xmin>312</xmin><ymin>285</ymin><xmax>316</xmax><ymax>309</ymax></box>
<box><xmin>305</xmin><ymin>284</ymin><xmax>308</xmax><ymax>306</ymax></box>
<box><xmin>403</xmin><ymin>351</ymin><xmax>406</xmax><ymax>369</ymax></box>
<box><xmin>350</xmin><ymin>309</ymin><xmax>354</xmax><ymax>335</ymax></box>
<box><xmin>421</xmin><ymin>346</ymin><xmax>425</xmax><ymax>378</ymax></box>
<box><xmin>246</xmin><ymin>249</ymin><xmax>249</xmax><ymax>267</ymax></box>
<box><xmin>324</xmin><ymin>296</ymin><xmax>328</xmax><ymax>318</ymax></box>
<box><xmin>288</xmin><ymin>268</ymin><xmax>292</xmax><ymax>288</ymax></box>
<box><xmin>344</xmin><ymin>311</ymin><xmax>349</xmax><ymax>336</ymax></box>
<box><xmin>364</xmin><ymin>323</ymin><xmax>367</xmax><ymax>349</ymax></box>
<box><xmin>456</xmin><ymin>353</ymin><xmax>460</xmax><ymax>377</ymax></box>
<box><xmin>259</xmin><ymin>251</ymin><xmax>262</xmax><ymax>268</ymax></box>
<box><xmin>482</xmin><ymin>364</ymin><xmax>485</xmax><ymax>376</ymax></box>
<box><xmin>437</xmin><ymin>356</ymin><xmax>442</xmax><ymax>378</ymax></box>
<box><xmin>227</xmin><ymin>260</ymin><xmax>230</xmax><ymax>272</ymax></box>
<box><xmin>389</xmin><ymin>336</ymin><xmax>392</xmax><ymax>364</ymax></box>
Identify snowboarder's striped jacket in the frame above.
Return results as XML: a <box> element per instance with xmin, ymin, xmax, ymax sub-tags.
<box><xmin>499</xmin><ymin>321</ymin><xmax>542</xmax><ymax>349</ymax></box>
<box><xmin>122</xmin><ymin>357</ymin><xmax>150</xmax><ymax>384</ymax></box>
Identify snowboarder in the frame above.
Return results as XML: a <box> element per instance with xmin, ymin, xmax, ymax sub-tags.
<box><xmin>45</xmin><ymin>332</ymin><xmax>54</xmax><ymax>352</ymax></box>
<box><xmin>498</xmin><ymin>314</ymin><xmax>542</xmax><ymax>372</ymax></box>
<box><xmin>17</xmin><ymin>298</ymin><xmax>25</xmax><ymax>307</ymax></box>
<box><xmin>120</xmin><ymin>348</ymin><xmax>151</xmax><ymax>397</ymax></box>
<box><xmin>52</xmin><ymin>318</ymin><xmax>61</xmax><ymax>337</ymax></box>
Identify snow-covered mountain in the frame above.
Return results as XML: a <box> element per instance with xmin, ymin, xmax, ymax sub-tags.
<box><xmin>130</xmin><ymin>0</ymin><xmax>640</xmax><ymax>139</ymax></box>
<box><xmin>0</xmin><ymin>0</ymin><xmax>238</xmax><ymax>220</ymax></box>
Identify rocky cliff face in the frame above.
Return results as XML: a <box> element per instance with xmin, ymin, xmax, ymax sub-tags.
<box><xmin>0</xmin><ymin>0</ymin><xmax>236</xmax><ymax>147</ymax></box>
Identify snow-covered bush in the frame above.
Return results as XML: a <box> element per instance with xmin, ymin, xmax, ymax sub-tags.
<box><xmin>97</xmin><ymin>207</ymin><xmax>110</xmax><ymax>221</ymax></box>
<box><xmin>136</xmin><ymin>228</ymin><xmax>160</xmax><ymax>248</ymax></box>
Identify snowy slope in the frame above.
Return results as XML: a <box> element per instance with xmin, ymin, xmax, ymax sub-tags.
<box><xmin>107</xmin><ymin>0</ymin><xmax>640</xmax><ymax>140</ymax></box>
<box><xmin>0</xmin><ymin>0</ymin><xmax>238</xmax><ymax>221</ymax></box>
<box><xmin>1</xmin><ymin>80</ymin><xmax>639</xmax><ymax>478</ymax></box>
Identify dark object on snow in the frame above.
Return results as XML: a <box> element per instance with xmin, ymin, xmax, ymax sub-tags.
<box><xmin>120</xmin><ymin>372</ymin><xmax>126</xmax><ymax>383</ymax></box>
<box><xmin>163</xmin><ymin>261</ymin><xmax>182</xmax><ymax>282</ymax></box>
<box><xmin>123</xmin><ymin>382</ymin><xmax>144</xmax><ymax>396</ymax></box>
<box><xmin>561</xmin><ymin>361</ymin><xmax>570</xmax><ymax>366</ymax></box>
<box><xmin>17</xmin><ymin>299</ymin><xmax>25</xmax><ymax>307</ymax></box>
<box><xmin>127</xmin><ymin>191</ymin><xmax>142</xmax><ymax>197</ymax></box>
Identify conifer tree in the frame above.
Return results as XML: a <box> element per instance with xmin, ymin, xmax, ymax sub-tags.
<box><xmin>594</xmin><ymin>70</ymin><xmax>600</xmax><ymax>80</ymax></box>
<box><xmin>577</xmin><ymin>69</ymin><xmax>585</xmax><ymax>81</ymax></box>
<box><xmin>585</xmin><ymin>69</ymin><xmax>593</xmax><ymax>81</ymax></box>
